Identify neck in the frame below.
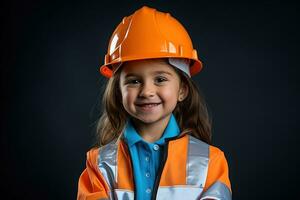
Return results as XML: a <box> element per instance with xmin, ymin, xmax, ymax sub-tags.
<box><xmin>132</xmin><ymin>115</ymin><xmax>171</xmax><ymax>143</ymax></box>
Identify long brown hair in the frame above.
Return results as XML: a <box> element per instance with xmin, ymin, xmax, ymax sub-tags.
<box><xmin>173</xmin><ymin>69</ymin><xmax>212</xmax><ymax>144</ymax></box>
<box><xmin>95</xmin><ymin>62</ymin><xmax>212</xmax><ymax>147</ymax></box>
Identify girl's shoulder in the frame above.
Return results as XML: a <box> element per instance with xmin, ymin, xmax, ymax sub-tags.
<box><xmin>85</xmin><ymin>147</ymin><xmax>100</xmax><ymax>166</ymax></box>
<box><xmin>85</xmin><ymin>139</ymin><xmax>120</xmax><ymax>164</ymax></box>
<box><xmin>209</xmin><ymin>144</ymin><xmax>227</xmax><ymax>160</ymax></box>
<box><xmin>188</xmin><ymin>135</ymin><xmax>226</xmax><ymax>160</ymax></box>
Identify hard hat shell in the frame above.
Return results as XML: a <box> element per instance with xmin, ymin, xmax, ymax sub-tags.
<box><xmin>100</xmin><ymin>6</ymin><xmax>203</xmax><ymax>78</ymax></box>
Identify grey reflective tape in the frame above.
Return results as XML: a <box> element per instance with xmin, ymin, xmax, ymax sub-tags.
<box><xmin>187</xmin><ymin>136</ymin><xmax>209</xmax><ymax>188</ymax></box>
<box><xmin>168</xmin><ymin>58</ymin><xmax>191</xmax><ymax>77</ymax></box>
<box><xmin>156</xmin><ymin>186</ymin><xmax>203</xmax><ymax>200</ymax></box>
<box><xmin>115</xmin><ymin>189</ymin><xmax>134</xmax><ymax>200</ymax></box>
<box><xmin>200</xmin><ymin>181</ymin><xmax>232</xmax><ymax>200</ymax></box>
<box><xmin>98</xmin><ymin>140</ymin><xmax>118</xmax><ymax>198</ymax></box>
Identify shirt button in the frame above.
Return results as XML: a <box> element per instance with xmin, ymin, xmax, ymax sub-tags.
<box><xmin>146</xmin><ymin>188</ymin><xmax>151</xmax><ymax>193</ymax></box>
<box><xmin>145</xmin><ymin>156</ymin><xmax>149</xmax><ymax>162</ymax></box>
<box><xmin>153</xmin><ymin>144</ymin><xmax>159</xmax><ymax>151</ymax></box>
<box><xmin>145</xmin><ymin>172</ymin><xmax>150</xmax><ymax>177</ymax></box>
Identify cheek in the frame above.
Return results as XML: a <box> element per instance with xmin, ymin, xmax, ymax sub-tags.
<box><xmin>160</xmin><ymin>87</ymin><xmax>179</xmax><ymax>103</ymax></box>
<box><xmin>121</xmin><ymin>88</ymin><xmax>136</xmax><ymax>106</ymax></box>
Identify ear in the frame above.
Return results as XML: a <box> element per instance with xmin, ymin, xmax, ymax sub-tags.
<box><xmin>178</xmin><ymin>82</ymin><xmax>189</xmax><ymax>102</ymax></box>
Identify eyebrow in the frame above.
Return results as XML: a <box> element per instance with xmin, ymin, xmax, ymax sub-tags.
<box><xmin>153</xmin><ymin>71</ymin><xmax>173</xmax><ymax>76</ymax></box>
<box><xmin>125</xmin><ymin>71</ymin><xmax>173</xmax><ymax>78</ymax></box>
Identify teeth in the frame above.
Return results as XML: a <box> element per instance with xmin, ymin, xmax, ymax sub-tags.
<box><xmin>143</xmin><ymin>104</ymin><xmax>156</xmax><ymax>107</ymax></box>
<box><xmin>138</xmin><ymin>103</ymin><xmax>159</xmax><ymax>107</ymax></box>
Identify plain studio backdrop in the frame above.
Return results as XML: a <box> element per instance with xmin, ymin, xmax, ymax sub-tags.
<box><xmin>1</xmin><ymin>0</ymin><xmax>298</xmax><ymax>199</ymax></box>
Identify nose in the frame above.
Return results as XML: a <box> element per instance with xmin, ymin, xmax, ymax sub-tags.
<box><xmin>139</xmin><ymin>81</ymin><xmax>155</xmax><ymax>98</ymax></box>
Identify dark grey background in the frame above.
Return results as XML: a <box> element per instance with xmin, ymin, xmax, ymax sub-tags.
<box><xmin>1</xmin><ymin>0</ymin><xmax>298</xmax><ymax>199</ymax></box>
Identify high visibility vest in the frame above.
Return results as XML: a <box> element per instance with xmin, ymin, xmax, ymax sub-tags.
<box><xmin>77</xmin><ymin>134</ymin><xmax>232</xmax><ymax>200</ymax></box>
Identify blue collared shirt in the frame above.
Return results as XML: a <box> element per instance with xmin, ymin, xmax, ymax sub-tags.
<box><xmin>123</xmin><ymin>114</ymin><xmax>180</xmax><ymax>200</ymax></box>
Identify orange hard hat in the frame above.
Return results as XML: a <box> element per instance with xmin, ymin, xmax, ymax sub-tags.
<box><xmin>99</xmin><ymin>6</ymin><xmax>203</xmax><ymax>78</ymax></box>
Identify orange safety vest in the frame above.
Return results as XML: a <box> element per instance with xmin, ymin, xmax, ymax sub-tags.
<box><xmin>77</xmin><ymin>134</ymin><xmax>232</xmax><ymax>200</ymax></box>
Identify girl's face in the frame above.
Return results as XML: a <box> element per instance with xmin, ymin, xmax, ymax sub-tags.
<box><xmin>119</xmin><ymin>59</ymin><xmax>188</xmax><ymax>127</ymax></box>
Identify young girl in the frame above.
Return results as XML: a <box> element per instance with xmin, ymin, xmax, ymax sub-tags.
<box><xmin>77</xmin><ymin>6</ymin><xmax>231</xmax><ymax>200</ymax></box>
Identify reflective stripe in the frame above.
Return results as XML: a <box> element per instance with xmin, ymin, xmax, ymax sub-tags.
<box><xmin>98</xmin><ymin>140</ymin><xmax>118</xmax><ymax>199</ymax></box>
<box><xmin>155</xmin><ymin>136</ymin><xmax>209</xmax><ymax>199</ymax></box>
<box><xmin>200</xmin><ymin>181</ymin><xmax>232</xmax><ymax>200</ymax></box>
<box><xmin>115</xmin><ymin>189</ymin><xmax>134</xmax><ymax>200</ymax></box>
<box><xmin>156</xmin><ymin>186</ymin><xmax>202</xmax><ymax>200</ymax></box>
<box><xmin>187</xmin><ymin>135</ymin><xmax>209</xmax><ymax>188</ymax></box>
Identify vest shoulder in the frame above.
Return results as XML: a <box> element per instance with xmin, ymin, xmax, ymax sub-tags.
<box><xmin>209</xmin><ymin>145</ymin><xmax>226</xmax><ymax>160</ymax></box>
<box><xmin>83</xmin><ymin>147</ymin><xmax>100</xmax><ymax>169</ymax></box>
<box><xmin>188</xmin><ymin>135</ymin><xmax>210</xmax><ymax>147</ymax></box>
<box><xmin>85</xmin><ymin>140</ymin><xmax>119</xmax><ymax>163</ymax></box>
<box><xmin>86</xmin><ymin>147</ymin><xmax>100</xmax><ymax>162</ymax></box>
<box><xmin>188</xmin><ymin>135</ymin><xmax>226</xmax><ymax>159</ymax></box>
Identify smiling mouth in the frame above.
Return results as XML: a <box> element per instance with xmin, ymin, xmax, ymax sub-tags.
<box><xmin>135</xmin><ymin>103</ymin><xmax>161</xmax><ymax>108</ymax></box>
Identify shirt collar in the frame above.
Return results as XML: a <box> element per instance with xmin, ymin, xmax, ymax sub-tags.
<box><xmin>123</xmin><ymin>114</ymin><xmax>180</xmax><ymax>147</ymax></box>
<box><xmin>123</xmin><ymin>119</ymin><xmax>144</xmax><ymax>147</ymax></box>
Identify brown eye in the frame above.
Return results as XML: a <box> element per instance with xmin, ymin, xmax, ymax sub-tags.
<box><xmin>155</xmin><ymin>76</ymin><xmax>167</xmax><ymax>84</ymax></box>
<box><xmin>126</xmin><ymin>79</ymin><xmax>141</xmax><ymax>85</ymax></box>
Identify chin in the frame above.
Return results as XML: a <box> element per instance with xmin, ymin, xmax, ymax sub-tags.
<box><xmin>136</xmin><ymin>116</ymin><xmax>161</xmax><ymax>124</ymax></box>
<box><xmin>134</xmin><ymin>113</ymin><xmax>172</xmax><ymax>125</ymax></box>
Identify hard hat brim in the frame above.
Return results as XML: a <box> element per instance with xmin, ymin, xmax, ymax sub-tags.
<box><xmin>99</xmin><ymin>56</ymin><xmax>202</xmax><ymax>78</ymax></box>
